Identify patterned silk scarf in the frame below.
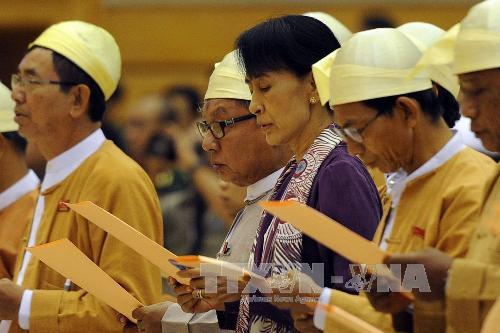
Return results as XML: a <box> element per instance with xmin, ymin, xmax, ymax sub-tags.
<box><xmin>236</xmin><ymin>125</ymin><xmax>342</xmax><ymax>333</ymax></box>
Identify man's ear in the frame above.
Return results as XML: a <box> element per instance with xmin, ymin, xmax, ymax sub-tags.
<box><xmin>395</xmin><ymin>96</ymin><xmax>419</xmax><ymax>128</ymax></box>
<box><xmin>69</xmin><ymin>84</ymin><xmax>91</xmax><ymax>119</ymax></box>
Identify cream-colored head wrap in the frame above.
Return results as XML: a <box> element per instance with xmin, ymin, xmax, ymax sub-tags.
<box><xmin>454</xmin><ymin>0</ymin><xmax>500</xmax><ymax>74</ymax></box>
<box><xmin>204</xmin><ymin>50</ymin><xmax>251</xmax><ymax>101</ymax></box>
<box><xmin>312</xmin><ymin>49</ymin><xmax>339</xmax><ymax>105</ymax></box>
<box><xmin>329</xmin><ymin>28</ymin><xmax>432</xmax><ymax>106</ymax></box>
<box><xmin>0</xmin><ymin>82</ymin><xmax>17</xmax><ymax>133</ymax></box>
<box><xmin>303</xmin><ymin>12</ymin><xmax>352</xmax><ymax>45</ymax></box>
<box><xmin>397</xmin><ymin>22</ymin><xmax>460</xmax><ymax>97</ymax></box>
<box><xmin>30</xmin><ymin>20</ymin><xmax>121</xmax><ymax>101</ymax></box>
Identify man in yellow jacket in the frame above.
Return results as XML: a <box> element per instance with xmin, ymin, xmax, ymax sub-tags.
<box><xmin>385</xmin><ymin>1</ymin><xmax>500</xmax><ymax>332</ymax></box>
<box><xmin>0</xmin><ymin>21</ymin><xmax>163</xmax><ymax>332</ymax></box>
<box><xmin>0</xmin><ymin>82</ymin><xmax>39</xmax><ymax>280</ymax></box>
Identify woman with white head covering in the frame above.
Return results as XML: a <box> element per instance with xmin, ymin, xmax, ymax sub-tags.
<box><xmin>310</xmin><ymin>27</ymin><xmax>496</xmax><ymax>333</ymax></box>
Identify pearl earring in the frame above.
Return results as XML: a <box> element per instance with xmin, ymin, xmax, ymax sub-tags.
<box><xmin>309</xmin><ymin>96</ymin><xmax>318</xmax><ymax>104</ymax></box>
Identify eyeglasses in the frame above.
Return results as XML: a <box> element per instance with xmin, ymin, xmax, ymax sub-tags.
<box><xmin>11</xmin><ymin>73</ymin><xmax>79</xmax><ymax>90</ymax></box>
<box><xmin>332</xmin><ymin>112</ymin><xmax>382</xmax><ymax>143</ymax></box>
<box><xmin>196</xmin><ymin>114</ymin><xmax>256</xmax><ymax>139</ymax></box>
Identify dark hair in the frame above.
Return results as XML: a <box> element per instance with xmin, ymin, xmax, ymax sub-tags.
<box><xmin>361</xmin><ymin>86</ymin><xmax>460</xmax><ymax>128</ymax></box>
<box><xmin>435</xmin><ymin>85</ymin><xmax>460</xmax><ymax>128</ymax></box>
<box><xmin>236</xmin><ymin>15</ymin><xmax>341</xmax><ymax>79</ymax></box>
<box><xmin>2</xmin><ymin>131</ymin><xmax>27</xmax><ymax>153</ymax></box>
<box><xmin>50</xmin><ymin>49</ymin><xmax>107</xmax><ymax>122</ymax></box>
<box><xmin>164</xmin><ymin>86</ymin><xmax>201</xmax><ymax>118</ymax></box>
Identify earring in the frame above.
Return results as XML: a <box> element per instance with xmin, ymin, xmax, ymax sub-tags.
<box><xmin>309</xmin><ymin>96</ymin><xmax>318</xmax><ymax>105</ymax></box>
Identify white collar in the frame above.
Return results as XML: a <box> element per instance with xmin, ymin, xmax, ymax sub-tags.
<box><xmin>387</xmin><ymin>130</ymin><xmax>465</xmax><ymax>207</ymax></box>
<box><xmin>245</xmin><ymin>167</ymin><xmax>284</xmax><ymax>202</ymax></box>
<box><xmin>42</xmin><ymin>129</ymin><xmax>106</xmax><ymax>191</ymax></box>
<box><xmin>0</xmin><ymin>170</ymin><xmax>40</xmax><ymax>211</ymax></box>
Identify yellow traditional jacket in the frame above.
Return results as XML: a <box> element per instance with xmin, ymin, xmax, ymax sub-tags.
<box><xmin>446</xmin><ymin>163</ymin><xmax>500</xmax><ymax>333</ymax></box>
<box><xmin>325</xmin><ymin>147</ymin><xmax>496</xmax><ymax>333</ymax></box>
<box><xmin>0</xmin><ymin>189</ymin><xmax>38</xmax><ymax>279</ymax></box>
<box><xmin>481</xmin><ymin>298</ymin><xmax>500</xmax><ymax>333</ymax></box>
<box><xmin>9</xmin><ymin>141</ymin><xmax>163</xmax><ymax>333</ymax></box>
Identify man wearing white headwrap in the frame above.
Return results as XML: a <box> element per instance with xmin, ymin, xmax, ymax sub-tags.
<box><xmin>129</xmin><ymin>50</ymin><xmax>290</xmax><ymax>333</ymax></box>
<box><xmin>0</xmin><ymin>82</ymin><xmax>39</xmax><ymax>280</ymax></box>
<box><xmin>0</xmin><ymin>21</ymin><xmax>163</xmax><ymax>333</ymax></box>
<box><xmin>305</xmin><ymin>27</ymin><xmax>495</xmax><ymax>333</ymax></box>
<box><xmin>398</xmin><ymin>21</ymin><xmax>499</xmax><ymax>159</ymax></box>
<box><xmin>386</xmin><ymin>1</ymin><xmax>500</xmax><ymax>333</ymax></box>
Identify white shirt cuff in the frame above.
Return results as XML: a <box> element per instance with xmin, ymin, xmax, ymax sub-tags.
<box><xmin>18</xmin><ymin>290</ymin><xmax>33</xmax><ymax>330</ymax></box>
<box><xmin>313</xmin><ymin>287</ymin><xmax>332</xmax><ymax>330</ymax></box>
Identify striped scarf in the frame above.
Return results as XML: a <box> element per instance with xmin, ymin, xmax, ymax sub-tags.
<box><xmin>236</xmin><ymin>125</ymin><xmax>342</xmax><ymax>333</ymax></box>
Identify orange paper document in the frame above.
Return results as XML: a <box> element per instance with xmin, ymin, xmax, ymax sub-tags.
<box><xmin>66</xmin><ymin>201</ymin><xmax>189</xmax><ymax>285</ymax></box>
<box><xmin>260</xmin><ymin>201</ymin><xmax>386</xmax><ymax>265</ymax></box>
<box><xmin>28</xmin><ymin>239</ymin><xmax>142</xmax><ymax>322</ymax></box>
<box><xmin>311</xmin><ymin>303</ymin><xmax>383</xmax><ymax>333</ymax></box>
<box><xmin>172</xmin><ymin>255</ymin><xmax>269</xmax><ymax>290</ymax></box>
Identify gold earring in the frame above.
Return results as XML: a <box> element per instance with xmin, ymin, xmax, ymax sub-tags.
<box><xmin>309</xmin><ymin>96</ymin><xmax>318</xmax><ymax>104</ymax></box>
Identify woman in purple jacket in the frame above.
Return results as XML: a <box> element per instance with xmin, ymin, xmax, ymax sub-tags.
<box><xmin>230</xmin><ymin>15</ymin><xmax>382</xmax><ymax>333</ymax></box>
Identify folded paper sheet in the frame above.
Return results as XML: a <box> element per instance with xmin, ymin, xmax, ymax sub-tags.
<box><xmin>309</xmin><ymin>303</ymin><xmax>384</xmax><ymax>333</ymax></box>
<box><xmin>173</xmin><ymin>255</ymin><xmax>269</xmax><ymax>290</ymax></box>
<box><xmin>66</xmin><ymin>201</ymin><xmax>189</xmax><ymax>285</ymax></box>
<box><xmin>28</xmin><ymin>239</ymin><xmax>142</xmax><ymax>322</ymax></box>
<box><xmin>260</xmin><ymin>201</ymin><xmax>386</xmax><ymax>264</ymax></box>
<box><xmin>261</xmin><ymin>201</ymin><xmax>414</xmax><ymax>302</ymax></box>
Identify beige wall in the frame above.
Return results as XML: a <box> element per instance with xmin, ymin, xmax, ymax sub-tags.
<box><xmin>0</xmin><ymin>0</ymin><xmax>477</xmax><ymax>119</ymax></box>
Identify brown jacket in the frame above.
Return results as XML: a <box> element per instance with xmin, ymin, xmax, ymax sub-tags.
<box><xmin>9</xmin><ymin>141</ymin><xmax>163</xmax><ymax>333</ymax></box>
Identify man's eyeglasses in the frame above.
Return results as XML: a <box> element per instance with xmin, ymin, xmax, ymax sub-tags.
<box><xmin>196</xmin><ymin>114</ymin><xmax>256</xmax><ymax>139</ymax></box>
<box><xmin>332</xmin><ymin>112</ymin><xmax>382</xmax><ymax>143</ymax></box>
<box><xmin>11</xmin><ymin>74</ymin><xmax>79</xmax><ymax>90</ymax></box>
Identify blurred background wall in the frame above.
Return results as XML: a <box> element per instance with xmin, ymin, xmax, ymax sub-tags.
<box><xmin>0</xmin><ymin>0</ymin><xmax>477</xmax><ymax>117</ymax></box>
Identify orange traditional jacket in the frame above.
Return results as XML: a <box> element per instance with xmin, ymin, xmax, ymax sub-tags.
<box><xmin>9</xmin><ymin>141</ymin><xmax>163</xmax><ymax>333</ymax></box>
<box><xmin>325</xmin><ymin>147</ymin><xmax>496</xmax><ymax>333</ymax></box>
<box><xmin>0</xmin><ymin>189</ymin><xmax>38</xmax><ymax>279</ymax></box>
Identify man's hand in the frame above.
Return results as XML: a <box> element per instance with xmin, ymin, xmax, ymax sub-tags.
<box><xmin>170</xmin><ymin>269</ymin><xmax>248</xmax><ymax>313</ymax></box>
<box><xmin>131</xmin><ymin>302</ymin><xmax>172</xmax><ymax>333</ymax></box>
<box><xmin>291</xmin><ymin>310</ymin><xmax>321</xmax><ymax>333</ymax></box>
<box><xmin>364</xmin><ymin>272</ymin><xmax>412</xmax><ymax>314</ymax></box>
<box><xmin>0</xmin><ymin>278</ymin><xmax>24</xmax><ymax>320</ymax></box>
<box><xmin>384</xmin><ymin>248</ymin><xmax>453</xmax><ymax>301</ymax></box>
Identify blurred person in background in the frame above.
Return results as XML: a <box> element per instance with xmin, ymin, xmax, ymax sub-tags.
<box><xmin>0</xmin><ymin>82</ymin><xmax>39</xmax><ymax>280</ymax></box>
<box><xmin>122</xmin><ymin>93</ymin><xmax>167</xmax><ymax>168</ymax></box>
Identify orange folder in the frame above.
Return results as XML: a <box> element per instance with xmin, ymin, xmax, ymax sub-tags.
<box><xmin>172</xmin><ymin>255</ymin><xmax>269</xmax><ymax>291</ymax></box>
<box><xmin>28</xmin><ymin>239</ymin><xmax>142</xmax><ymax>322</ymax></box>
<box><xmin>66</xmin><ymin>201</ymin><xmax>189</xmax><ymax>285</ymax></box>
<box><xmin>260</xmin><ymin>201</ymin><xmax>386</xmax><ymax>264</ymax></box>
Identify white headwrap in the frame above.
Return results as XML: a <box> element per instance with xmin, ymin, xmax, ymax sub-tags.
<box><xmin>328</xmin><ymin>28</ymin><xmax>432</xmax><ymax>106</ymax></box>
<box><xmin>303</xmin><ymin>12</ymin><xmax>352</xmax><ymax>45</ymax></box>
<box><xmin>0</xmin><ymin>82</ymin><xmax>17</xmax><ymax>133</ymax></box>
<box><xmin>204</xmin><ymin>50</ymin><xmax>251</xmax><ymax>101</ymax></box>
<box><xmin>397</xmin><ymin>22</ymin><xmax>460</xmax><ymax>97</ymax></box>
